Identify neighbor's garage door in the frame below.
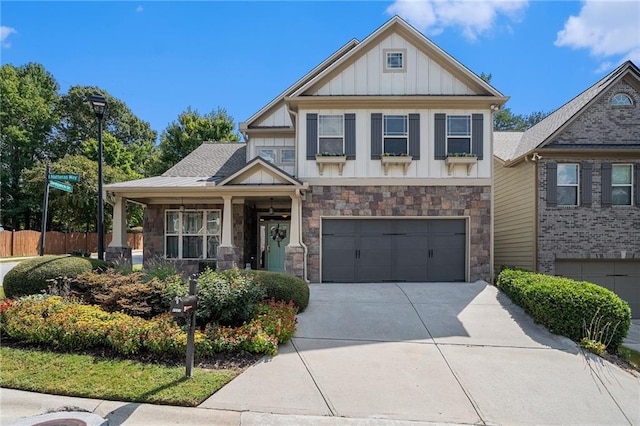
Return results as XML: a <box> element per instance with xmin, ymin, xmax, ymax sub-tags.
<box><xmin>322</xmin><ymin>219</ymin><xmax>466</xmax><ymax>283</ymax></box>
<box><xmin>555</xmin><ymin>260</ymin><xmax>640</xmax><ymax>318</ymax></box>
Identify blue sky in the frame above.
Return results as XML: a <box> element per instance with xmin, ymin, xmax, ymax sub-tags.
<box><xmin>2</xmin><ymin>1</ymin><xmax>639</xmax><ymax>141</ymax></box>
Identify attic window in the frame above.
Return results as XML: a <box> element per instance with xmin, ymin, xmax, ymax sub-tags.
<box><xmin>384</xmin><ymin>49</ymin><xmax>406</xmax><ymax>73</ymax></box>
<box><xmin>611</xmin><ymin>93</ymin><xmax>633</xmax><ymax>106</ymax></box>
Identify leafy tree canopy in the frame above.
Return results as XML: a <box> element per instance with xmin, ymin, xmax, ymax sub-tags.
<box><xmin>0</xmin><ymin>63</ymin><xmax>60</xmax><ymax>230</ymax></box>
<box><xmin>149</xmin><ymin>106</ymin><xmax>240</xmax><ymax>175</ymax></box>
<box><xmin>23</xmin><ymin>156</ymin><xmax>128</xmax><ymax>233</ymax></box>
<box><xmin>54</xmin><ymin>86</ymin><xmax>158</xmax><ymax>175</ymax></box>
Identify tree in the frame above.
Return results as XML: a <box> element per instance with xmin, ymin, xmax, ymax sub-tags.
<box><xmin>54</xmin><ymin>86</ymin><xmax>158</xmax><ymax>175</ymax></box>
<box><xmin>0</xmin><ymin>63</ymin><xmax>60</xmax><ymax>230</ymax></box>
<box><xmin>479</xmin><ymin>71</ymin><xmax>547</xmax><ymax>131</ymax></box>
<box><xmin>149</xmin><ymin>107</ymin><xmax>240</xmax><ymax>175</ymax></box>
<box><xmin>494</xmin><ymin>108</ymin><xmax>548</xmax><ymax>131</ymax></box>
<box><xmin>22</xmin><ymin>156</ymin><xmax>128</xmax><ymax>232</ymax></box>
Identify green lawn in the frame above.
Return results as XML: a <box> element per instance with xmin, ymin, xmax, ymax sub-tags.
<box><xmin>0</xmin><ymin>347</ymin><xmax>238</xmax><ymax>406</ymax></box>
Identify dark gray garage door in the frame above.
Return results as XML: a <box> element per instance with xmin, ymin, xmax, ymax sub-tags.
<box><xmin>555</xmin><ymin>260</ymin><xmax>640</xmax><ymax>319</ymax></box>
<box><xmin>322</xmin><ymin>219</ymin><xmax>466</xmax><ymax>282</ymax></box>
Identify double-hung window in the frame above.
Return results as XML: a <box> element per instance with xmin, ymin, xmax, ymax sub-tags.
<box><xmin>165</xmin><ymin>210</ymin><xmax>221</xmax><ymax>259</ymax></box>
<box><xmin>447</xmin><ymin>115</ymin><xmax>471</xmax><ymax>155</ymax></box>
<box><xmin>318</xmin><ymin>115</ymin><xmax>344</xmax><ymax>155</ymax></box>
<box><xmin>612</xmin><ymin>164</ymin><xmax>633</xmax><ymax>206</ymax></box>
<box><xmin>557</xmin><ymin>164</ymin><xmax>579</xmax><ymax>206</ymax></box>
<box><xmin>383</xmin><ymin>115</ymin><xmax>408</xmax><ymax>155</ymax></box>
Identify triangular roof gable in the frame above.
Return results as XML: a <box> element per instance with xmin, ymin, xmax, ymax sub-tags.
<box><xmin>217</xmin><ymin>156</ymin><xmax>303</xmax><ymax>186</ymax></box>
<box><xmin>240</xmin><ymin>39</ymin><xmax>359</xmax><ymax>130</ymax></box>
<box><xmin>290</xmin><ymin>16</ymin><xmax>504</xmax><ymax>98</ymax></box>
<box><xmin>508</xmin><ymin>61</ymin><xmax>640</xmax><ymax>163</ymax></box>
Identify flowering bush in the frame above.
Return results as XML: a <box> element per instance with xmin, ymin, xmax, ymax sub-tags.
<box><xmin>1</xmin><ymin>296</ymin><xmax>297</xmax><ymax>357</ymax></box>
<box><xmin>206</xmin><ymin>300</ymin><xmax>298</xmax><ymax>356</ymax></box>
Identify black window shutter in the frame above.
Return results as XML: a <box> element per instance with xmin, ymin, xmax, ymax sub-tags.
<box><xmin>434</xmin><ymin>113</ymin><xmax>446</xmax><ymax>160</ymax></box>
<box><xmin>371</xmin><ymin>113</ymin><xmax>382</xmax><ymax>160</ymax></box>
<box><xmin>546</xmin><ymin>162</ymin><xmax>557</xmax><ymax>207</ymax></box>
<box><xmin>580</xmin><ymin>162</ymin><xmax>592</xmax><ymax>207</ymax></box>
<box><xmin>408</xmin><ymin>113</ymin><xmax>420</xmax><ymax>159</ymax></box>
<box><xmin>306</xmin><ymin>113</ymin><xmax>318</xmax><ymax>160</ymax></box>
<box><xmin>601</xmin><ymin>162</ymin><xmax>612</xmax><ymax>207</ymax></box>
<box><xmin>635</xmin><ymin>163</ymin><xmax>640</xmax><ymax>207</ymax></box>
<box><xmin>471</xmin><ymin>114</ymin><xmax>484</xmax><ymax>159</ymax></box>
<box><xmin>345</xmin><ymin>113</ymin><xmax>356</xmax><ymax>160</ymax></box>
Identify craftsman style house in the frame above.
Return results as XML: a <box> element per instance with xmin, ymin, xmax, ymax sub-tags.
<box><xmin>494</xmin><ymin>61</ymin><xmax>640</xmax><ymax>317</ymax></box>
<box><xmin>105</xmin><ymin>16</ymin><xmax>507</xmax><ymax>283</ymax></box>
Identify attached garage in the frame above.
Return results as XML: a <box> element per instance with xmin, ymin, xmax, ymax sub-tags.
<box><xmin>321</xmin><ymin>219</ymin><xmax>466</xmax><ymax>283</ymax></box>
<box><xmin>555</xmin><ymin>260</ymin><xmax>640</xmax><ymax>318</ymax></box>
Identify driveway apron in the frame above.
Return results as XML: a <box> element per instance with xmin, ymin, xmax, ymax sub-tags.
<box><xmin>201</xmin><ymin>281</ymin><xmax>640</xmax><ymax>425</ymax></box>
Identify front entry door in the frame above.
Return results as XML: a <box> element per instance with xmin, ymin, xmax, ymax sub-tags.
<box><xmin>266</xmin><ymin>221</ymin><xmax>289</xmax><ymax>272</ymax></box>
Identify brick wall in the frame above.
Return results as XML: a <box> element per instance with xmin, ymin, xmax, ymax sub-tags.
<box><xmin>302</xmin><ymin>185</ymin><xmax>491</xmax><ymax>282</ymax></box>
<box><xmin>536</xmin><ymin>80</ymin><xmax>640</xmax><ymax>274</ymax></box>
<box><xmin>549</xmin><ymin>81</ymin><xmax>640</xmax><ymax>147</ymax></box>
<box><xmin>537</xmin><ymin>158</ymin><xmax>640</xmax><ymax>274</ymax></box>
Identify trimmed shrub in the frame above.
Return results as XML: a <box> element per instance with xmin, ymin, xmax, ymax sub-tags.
<box><xmin>243</xmin><ymin>270</ymin><xmax>309</xmax><ymax>312</ymax></box>
<box><xmin>496</xmin><ymin>269</ymin><xmax>631</xmax><ymax>353</ymax></box>
<box><xmin>196</xmin><ymin>269</ymin><xmax>266</xmax><ymax>327</ymax></box>
<box><xmin>3</xmin><ymin>255</ymin><xmax>93</xmax><ymax>298</ymax></box>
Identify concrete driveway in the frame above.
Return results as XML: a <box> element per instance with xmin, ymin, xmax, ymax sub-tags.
<box><xmin>202</xmin><ymin>281</ymin><xmax>640</xmax><ymax>425</ymax></box>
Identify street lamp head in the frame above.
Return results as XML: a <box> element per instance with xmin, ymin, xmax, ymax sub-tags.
<box><xmin>89</xmin><ymin>94</ymin><xmax>108</xmax><ymax>120</ymax></box>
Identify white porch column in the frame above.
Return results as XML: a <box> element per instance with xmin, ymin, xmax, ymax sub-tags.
<box><xmin>220</xmin><ymin>195</ymin><xmax>234</xmax><ymax>247</ymax></box>
<box><xmin>109</xmin><ymin>196</ymin><xmax>129</xmax><ymax>248</ymax></box>
<box><xmin>288</xmin><ymin>193</ymin><xmax>301</xmax><ymax>246</ymax></box>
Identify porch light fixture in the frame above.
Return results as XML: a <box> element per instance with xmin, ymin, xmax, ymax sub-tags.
<box><xmin>269</xmin><ymin>198</ymin><xmax>274</xmax><ymax>215</ymax></box>
<box><xmin>89</xmin><ymin>94</ymin><xmax>108</xmax><ymax>261</ymax></box>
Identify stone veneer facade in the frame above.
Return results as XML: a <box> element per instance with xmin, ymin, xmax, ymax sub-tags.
<box><xmin>143</xmin><ymin>203</ymin><xmax>244</xmax><ymax>276</ymax></box>
<box><xmin>536</xmin><ymin>80</ymin><xmax>640</xmax><ymax>275</ymax></box>
<box><xmin>301</xmin><ymin>185</ymin><xmax>492</xmax><ymax>283</ymax></box>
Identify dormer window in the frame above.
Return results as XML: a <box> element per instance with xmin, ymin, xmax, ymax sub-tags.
<box><xmin>384</xmin><ymin>49</ymin><xmax>406</xmax><ymax>73</ymax></box>
<box><xmin>611</xmin><ymin>93</ymin><xmax>633</xmax><ymax>106</ymax></box>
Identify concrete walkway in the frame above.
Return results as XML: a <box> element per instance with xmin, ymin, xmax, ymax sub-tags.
<box><xmin>2</xmin><ymin>281</ymin><xmax>639</xmax><ymax>425</ymax></box>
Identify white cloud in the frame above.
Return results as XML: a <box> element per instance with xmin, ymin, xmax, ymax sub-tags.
<box><xmin>555</xmin><ymin>1</ymin><xmax>640</xmax><ymax>68</ymax></box>
<box><xmin>387</xmin><ymin>0</ymin><xmax>528</xmax><ymax>40</ymax></box>
<box><xmin>136</xmin><ymin>5</ymin><xmax>143</xmax><ymax>13</ymax></box>
<box><xmin>1</xmin><ymin>26</ymin><xmax>16</xmax><ymax>48</ymax></box>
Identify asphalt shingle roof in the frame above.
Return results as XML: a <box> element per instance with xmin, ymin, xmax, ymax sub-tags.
<box><xmin>493</xmin><ymin>131</ymin><xmax>524</xmax><ymax>162</ymax></box>
<box><xmin>162</xmin><ymin>142</ymin><xmax>247</xmax><ymax>178</ymax></box>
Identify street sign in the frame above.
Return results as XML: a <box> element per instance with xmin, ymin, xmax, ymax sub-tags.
<box><xmin>49</xmin><ymin>181</ymin><xmax>73</xmax><ymax>193</ymax></box>
<box><xmin>49</xmin><ymin>173</ymin><xmax>79</xmax><ymax>183</ymax></box>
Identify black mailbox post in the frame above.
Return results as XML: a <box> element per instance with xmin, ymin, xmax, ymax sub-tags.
<box><xmin>170</xmin><ymin>275</ymin><xmax>198</xmax><ymax>377</ymax></box>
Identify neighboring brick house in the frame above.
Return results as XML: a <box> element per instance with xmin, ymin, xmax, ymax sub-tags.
<box><xmin>106</xmin><ymin>16</ymin><xmax>507</xmax><ymax>283</ymax></box>
<box><xmin>494</xmin><ymin>61</ymin><xmax>640</xmax><ymax>317</ymax></box>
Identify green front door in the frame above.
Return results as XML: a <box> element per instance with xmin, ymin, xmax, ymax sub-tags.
<box><xmin>266</xmin><ymin>221</ymin><xmax>289</xmax><ymax>272</ymax></box>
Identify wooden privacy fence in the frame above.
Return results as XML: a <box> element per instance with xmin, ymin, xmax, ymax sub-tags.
<box><xmin>0</xmin><ymin>230</ymin><xmax>143</xmax><ymax>257</ymax></box>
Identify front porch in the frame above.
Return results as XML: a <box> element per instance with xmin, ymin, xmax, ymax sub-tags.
<box><xmin>105</xmin><ymin>157</ymin><xmax>309</xmax><ymax>280</ymax></box>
